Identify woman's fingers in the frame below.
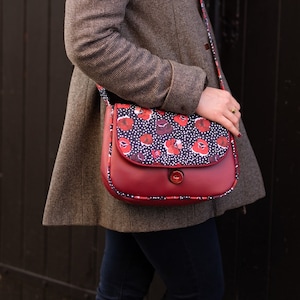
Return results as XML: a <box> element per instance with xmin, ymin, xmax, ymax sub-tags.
<box><xmin>221</xmin><ymin>113</ymin><xmax>241</xmax><ymax>137</ymax></box>
<box><xmin>224</xmin><ymin>109</ymin><xmax>241</xmax><ymax>131</ymax></box>
<box><xmin>196</xmin><ymin>87</ymin><xmax>242</xmax><ymax>137</ymax></box>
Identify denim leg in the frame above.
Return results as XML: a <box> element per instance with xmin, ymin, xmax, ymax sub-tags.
<box><xmin>133</xmin><ymin>218</ymin><xmax>224</xmax><ymax>300</ymax></box>
<box><xmin>97</xmin><ymin>218</ymin><xmax>223</xmax><ymax>300</ymax></box>
<box><xmin>96</xmin><ymin>230</ymin><xmax>155</xmax><ymax>300</ymax></box>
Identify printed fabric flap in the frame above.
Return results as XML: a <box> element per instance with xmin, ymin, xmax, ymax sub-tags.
<box><xmin>113</xmin><ymin>103</ymin><xmax>231</xmax><ymax>168</ymax></box>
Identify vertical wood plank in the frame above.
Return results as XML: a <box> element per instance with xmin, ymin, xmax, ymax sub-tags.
<box><xmin>44</xmin><ymin>1</ymin><xmax>73</xmax><ymax>299</ymax></box>
<box><xmin>21</xmin><ymin>1</ymin><xmax>51</xmax><ymax>298</ymax></box>
<box><xmin>1</xmin><ymin>0</ymin><xmax>25</xmax><ymax>265</ymax></box>
<box><xmin>0</xmin><ymin>277</ymin><xmax>22</xmax><ymax>300</ymax></box>
<box><xmin>0</xmin><ymin>0</ymin><xmax>3</xmax><ymax>264</ymax></box>
<box><xmin>1</xmin><ymin>0</ymin><xmax>25</xmax><ymax>298</ymax></box>
<box><xmin>22</xmin><ymin>0</ymin><xmax>48</xmax><ymax>276</ymax></box>
<box><xmin>44</xmin><ymin>228</ymin><xmax>71</xmax><ymax>300</ymax></box>
<box><xmin>220</xmin><ymin>0</ymin><xmax>280</xmax><ymax>299</ymax></box>
<box><xmin>218</xmin><ymin>2</ymin><xmax>248</xmax><ymax>298</ymax></box>
<box><xmin>70</xmin><ymin>228</ymin><xmax>98</xmax><ymax>294</ymax></box>
<box><xmin>216</xmin><ymin>212</ymin><xmax>240</xmax><ymax>299</ymax></box>
<box><xmin>233</xmin><ymin>1</ymin><xmax>280</xmax><ymax>299</ymax></box>
<box><xmin>269</xmin><ymin>0</ymin><xmax>300</xmax><ymax>299</ymax></box>
<box><xmin>220</xmin><ymin>0</ymin><xmax>246</xmax><ymax>102</ymax></box>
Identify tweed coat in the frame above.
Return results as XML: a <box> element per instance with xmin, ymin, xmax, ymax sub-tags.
<box><xmin>43</xmin><ymin>0</ymin><xmax>265</xmax><ymax>232</ymax></box>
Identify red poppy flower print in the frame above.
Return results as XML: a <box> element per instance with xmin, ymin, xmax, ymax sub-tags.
<box><xmin>192</xmin><ymin>138</ymin><xmax>209</xmax><ymax>156</ymax></box>
<box><xmin>117</xmin><ymin>116</ymin><xmax>134</xmax><ymax>131</ymax></box>
<box><xmin>151</xmin><ymin>149</ymin><xmax>161</xmax><ymax>159</ymax></box>
<box><xmin>134</xmin><ymin>107</ymin><xmax>152</xmax><ymax>120</ymax></box>
<box><xmin>195</xmin><ymin>117</ymin><xmax>211</xmax><ymax>132</ymax></box>
<box><xmin>156</xmin><ymin>119</ymin><xmax>173</xmax><ymax>135</ymax></box>
<box><xmin>157</xmin><ymin>110</ymin><xmax>165</xmax><ymax>116</ymax></box>
<box><xmin>174</xmin><ymin>114</ymin><xmax>188</xmax><ymax>126</ymax></box>
<box><xmin>140</xmin><ymin>134</ymin><xmax>153</xmax><ymax>146</ymax></box>
<box><xmin>165</xmin><ymin>138</ymin><xmax>183</xmax><ymax>155</ymax></box>
<box><xmin>130</xmin><ymin>152</ymin><xmax>145</xmax><ymax>163</ymax></box>
<box><xmin>216</xmin><ymin>136</ymin><xmax>228</xmax><ymax>149</ymax></box>
<box><xmin>118</xmin><ymin>103</ymin><xmax>131</xmax><ymax>109</ymax></box>
<box><xmin>118</xmin><ymin>137</ymin><xmax>131</xmax><ymax>155</ymax></box>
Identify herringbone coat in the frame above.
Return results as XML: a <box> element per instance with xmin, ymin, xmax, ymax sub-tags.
<box><xmin>43</xmin><ymin>0</ymin><xmax>265</xmax><ymax>232</ymax></box>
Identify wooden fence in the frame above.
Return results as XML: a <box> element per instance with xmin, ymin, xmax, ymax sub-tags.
<box><xmin>1</xmin><ymin>0</ymin><xmax>299</xmax><ymax>299</ymax></box>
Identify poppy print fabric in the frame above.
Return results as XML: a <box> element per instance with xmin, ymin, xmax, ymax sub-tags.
<box><xmin>113</xmin><ymin>103</ymin><xmax>231</xmax><ymax>168</ymax></box>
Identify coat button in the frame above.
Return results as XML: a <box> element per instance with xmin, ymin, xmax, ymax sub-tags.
<box><xmin>204</xmin><ymin>43</ymin><xmax>210</xmax><ymax>50</ymax></box>
<box><xmin>169</xmin><ymin>170</ymin><xmax>184</xmax><ymax>185</ymax></box>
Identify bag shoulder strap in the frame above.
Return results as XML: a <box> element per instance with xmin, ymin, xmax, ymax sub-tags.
<box><xmin>199</xmin><ymin>0</ymin><xmax>226</xmax><ymax>91</ymax></box>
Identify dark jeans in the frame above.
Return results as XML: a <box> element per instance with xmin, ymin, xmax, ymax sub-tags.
<box><xmin>96</xmin><ymin>218</ymin><xmax>224</xmax><ymax>300</ymax></box>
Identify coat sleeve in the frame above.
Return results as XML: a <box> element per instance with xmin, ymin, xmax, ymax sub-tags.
<box><xmin>64</xmin><ymin>0</ymin><xmax>207</xmax><ymax>115</ymax></box>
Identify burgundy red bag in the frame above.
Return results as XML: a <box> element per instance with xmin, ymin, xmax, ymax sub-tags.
<box><xmin>99</xmin><ymin>88</ymin><xmax>239</xmax><ymax>206</ymax></box>
<box><xmin>99</xmin><ymin>0</ymin><xmax>239</xmax><ymax>206</ymax></box>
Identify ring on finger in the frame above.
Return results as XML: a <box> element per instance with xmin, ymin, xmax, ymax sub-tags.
<box><xmin>231</xmin><ymin>108</ymin><xmax>237</xmax><ymax>114</ymax></box>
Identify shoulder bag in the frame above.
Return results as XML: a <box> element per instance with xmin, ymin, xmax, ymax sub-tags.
<box><xmin>98</xmin><ymin>0</ymin><xmax>239</xmax><ymax>206</ymax></box>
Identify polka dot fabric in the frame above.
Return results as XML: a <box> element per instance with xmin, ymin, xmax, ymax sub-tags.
<box><xmin>114</xmin><ymin>103</ymin><xmax>230</xmax><ymax>168</ymax></box>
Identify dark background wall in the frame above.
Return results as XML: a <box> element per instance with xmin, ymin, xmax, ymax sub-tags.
<box><xmin>1</xmin><ymin>0</ymin><xmax>299</xmax><ymax>299</ymax></box>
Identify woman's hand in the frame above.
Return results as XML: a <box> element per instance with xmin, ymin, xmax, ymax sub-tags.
<box><xmin>196</xmin><ymin>87</ymin><xmax>241</xmax><ymax>137</ymax></box>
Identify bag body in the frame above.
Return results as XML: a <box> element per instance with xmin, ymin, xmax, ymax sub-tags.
<box><xmin>101</xmin><ymin>101</ymin><xmax>239</xmax><ymax>206</ymax></box>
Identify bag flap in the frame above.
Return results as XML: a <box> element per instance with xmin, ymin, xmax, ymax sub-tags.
<box><xmin>113</xmin><ymin>103</ymin><xmax>232</xmax><ymax>168</ymax></box>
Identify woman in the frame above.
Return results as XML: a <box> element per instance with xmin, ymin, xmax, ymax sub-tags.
<box><xmin>43</xmin><ymin>0</ymin><xmax>265</xmax><ymax>299</ymax></box>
